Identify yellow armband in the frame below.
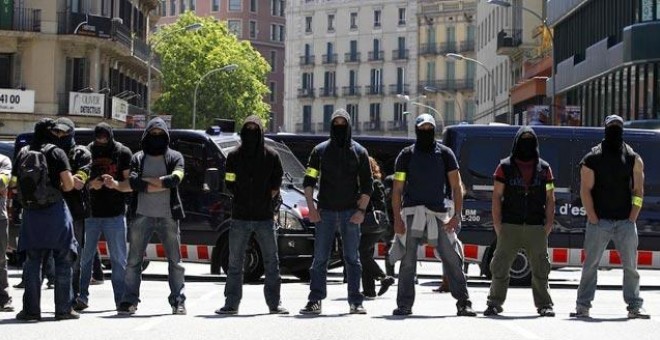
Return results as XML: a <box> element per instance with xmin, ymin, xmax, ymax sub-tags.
<box><xmin>545</xmin><ymin>182</ymin><xmax>555</xmax><ymax>191</ymax></box>
<box><xmin>225</xmin><ymin>172</ymin><xmax>236</xmax><ymax>182</ymax></box>
<box><xmin>632</xmin><ymin>196</ymin><xmax>643</xmax><ymax>208</ymax></box>
<box><xmin>305</xmin><ymin>167</ymin><xmax>319</xmax><ymax>179</ymax></box>
<box><xmin>172</xmin><ymin>169</ymin><xmax>184</xmax><ymax>181</ymax></box>
<box><xmin>393</xmin><ymin>172</ymin><xmax>407</xmax><ymax>182</ymax></box>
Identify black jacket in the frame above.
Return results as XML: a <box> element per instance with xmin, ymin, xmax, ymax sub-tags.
<box><xmin>62</xmin><ymin>144</ymin><xmax>91</xmax><ymax>220</ymax></box>
<box><xmin>225</xmin><ymin>116</ymin><xmax>283</xmax><ymax>221</ymax></box>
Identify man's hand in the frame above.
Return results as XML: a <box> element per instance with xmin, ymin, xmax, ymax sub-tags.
<box><xmin>350</xmin><ymin>210</ymin><xmax>365</xmax><ymax>225</ymax></box>
<box><xmin>89</xmin><ymin>177</ymin><xmax>104</xmax><ymax>190</ymax></box>
<box><xmin>73</xmin><ymin>175</ymin><xmax>85</xmax><ymax>190</ymax></box>
<box><xmin>493</xmin><ymin>223</ymin><xmax>502</xmax><ymax>237</ymax></box>
<box><xmin>394</xmin><ymin>217</ymin><xmax>405</xmax><ymax>235</ymax></box>
<box><xmin>587</xmin><ymin>215</ymin><xmax>599</xmax><ymax>225</ymax></box>
<box><xmin>444</xmin><ymin>215</ymin><xmax>460</xmax><ymax>233</ymax></box>
<box><xmin>143</xmin><ymin>177</ymin><xmax>163</xmax><ymax>188</ymax></box>
<box><xmin>308</xmin><ymin>206</ymin><xmax>321</xmax><ymax>223</ymax></box>
<box><xmin>101</xmin><ymin>174</ymin><xmax>119</xmax><ymax>190</ymax></box>
<box><xmin>544</xmin><ymin>223</ymin><xmax>553</xmax><ymax>236</ymax></box>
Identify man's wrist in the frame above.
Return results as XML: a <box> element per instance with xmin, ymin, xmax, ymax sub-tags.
<box><xmin>357</xmin><ymin>207</ymin><xmax>366</xmax><ymax>214</ymax></box>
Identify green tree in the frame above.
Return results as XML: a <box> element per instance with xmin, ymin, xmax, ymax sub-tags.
<box><xmin>152</xmin><ymin>12</ymin><xmax>271</xmax><ymax>129</ymax></box>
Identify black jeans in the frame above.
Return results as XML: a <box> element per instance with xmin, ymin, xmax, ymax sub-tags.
<box><xmin>359</xmin><ymin>231</ymin><xmax>386</xmax><ymax>296</ymax></box>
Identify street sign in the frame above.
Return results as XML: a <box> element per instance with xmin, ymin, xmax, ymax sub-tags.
<box><xmin>112</xmin><ymin>97</ymin><xmax>128</xmax><ymax>122</ymax></box>
<box><xmin>0</xmin><ymin>88</ymin><xmax>35</xmax><ymax>113</ymax></box>
<box><xmin>69</xmin><ymin>92</ymin><xmax>105</xmax><ymax>117</ymax></box>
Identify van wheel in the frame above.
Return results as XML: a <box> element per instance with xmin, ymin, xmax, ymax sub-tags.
<box><xmin>217</xmin><ymin>236</ymin><xmax>265</xmax><ymax>283</ymax></box>
<box><xmin>481</xmin><ymin>241</ymin><xmax>532</xmax><ymax>287</ymax></box>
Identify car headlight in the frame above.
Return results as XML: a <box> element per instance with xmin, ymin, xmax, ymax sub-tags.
<box><xmin>278</xmin><ymin>210</ymin><xmax>305</xmax><ymax>231</ymax></box>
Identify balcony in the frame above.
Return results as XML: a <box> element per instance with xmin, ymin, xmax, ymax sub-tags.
<box><xmin>295</xmin><ymin>122</ymin><xmax>314</xmax><ymax>133</ymax></box>
<box><xmin>0</xmin><ymin>7</ymin><xmax>41</xmax><ymax>32</ymax></box>
<box><xmin>322</xmin><ymin>53</ymin><xmax>338</xmax><ymax>65</ymax></box>
<box><xmin>419</xmin><ymin>43</ymin><xmax>437</xmax><ymax>55</ymax></box>
<box><xmin>437</xmin><ymin>41</ymin><xmax>458</xmax><ymax>54</ymax></box>
<box><xmin>318</xmin><ymin>87</ymin><xmax>337</xmax><ymax>97</ymax></box>
<box><xmin>367</xmin><ymin>51</ymin><xmax>384</xmax><ymax>62</ymax></box>
<box><xmin>392</xmin><ymin>49</ymin><xmax>409</xmax><ymax>61</ymax></box>
<box><xmin>342</xmin><ymin>86</ymin><xmax>362</xmax><ymax>97</ymax></box>
<box><xmin>460</xmin><ymin>40</ymin><xmax>475</xmax><ymax>52</ymax></box>
<box><xmin>497</xmin><ymin>29</ymin><xmax>522</xmax><ymax>56</ymax></box>
<box><xmin>387</xmin><ymin>120</ymin><xmax>408</xmax><ymax>132</ymax></box>
<box><xmin>297</xmin><ymin>88</ymin><xmax>315</xmax><ymax>98</ymax></box>
<box><xmin>418</xmin><ymin>79</ymin><xmax>475</xmax><ymax>92</ymax></box>
<box><xmin>365</xmin><ymin>85</ymin><xmax>384</xmax><ymax>96</ymax></box>
<box><xmin>389</xmin><ymin>84</ymin><xmax>410</xmax><ymax>95</ymax></box>
<box><xmin>299</xmin><ymin>55</ymin><xmax>315</xmax><ymax>67</ymax></box>
<box><xmin>362</xmin><ymin>121</ymin><xmax>383</xmax><ymax>132</ymax></box>
<box><xmin>344</xmin><ymin>52</ymin><xmax>361</xmax><ymax>63</ymax></box>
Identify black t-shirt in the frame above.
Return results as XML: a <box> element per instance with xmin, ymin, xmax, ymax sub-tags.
<box><xmin>88</xmin><ymin>142</ymin><xmax>133</xmax><ymax>217</ymax></box>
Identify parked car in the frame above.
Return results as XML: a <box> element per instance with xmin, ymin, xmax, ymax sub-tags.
<box><xmin>14</xmin><ymin>126</ymin><xmax>340</xmax><ymax>281</ymax></box>
<box><xmin>624</xmin><ymin>119</ymin><xmax>660</xmax><ymax>130</ymax></box>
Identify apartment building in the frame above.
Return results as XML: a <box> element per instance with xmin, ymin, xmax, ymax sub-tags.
<box><xmin>0</xmin><ymin>0</ymin><xmax>158</xmax><ymax>135</ymax></box>
<box><xmin>157</xmin><ymin>0</ymin><xmax>286</xmax><ymax>132</ymax></box>
<box><xmin>474</xmin><ymin>0</ymin><xmax>545</xmax><ymax>124</ymax></box>
<box><xmin>417</xmin><ymin>0</ymin><xmax>477</xmax><ymax>126</ymax></box>
<box><xmin>284</xmin><ymin>0</ymin><xmax>418</xmax><ymax>136</ymax></box>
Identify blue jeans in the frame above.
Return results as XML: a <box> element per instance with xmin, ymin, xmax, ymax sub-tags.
<box><xmin>576</xmin><ymin>219</ymin><xmax>643</xmax><ymax>310</ymax></box>
<box><xmin>121</xmin><ymin>215</ymin><xmax>186</xmax><ymax>307</ymax></box>
<box><xmin>224</xmin><ymin>220</ymin><xmax>281</xmax><ymax>309</ymax></box>
<box><xmin>22</xmin><ymin>249</ymin><xmax>74</xmax><ymax>315</ymax></box>
<box><xmin>308</xmin><ymin>209</ymin><xmax>363</xmax><ymax>305</ymax></box>
<box><xmin>79</xmin><ymin>215</ymin><xmax>127</xmax><ymax>306</ymax></box>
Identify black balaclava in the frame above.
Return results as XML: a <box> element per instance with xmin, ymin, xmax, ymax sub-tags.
<box><xmin>415</xmin><ymin>128</ymin><xmax>436</xmax><ymax>152</ymax></box>
<box><xmin>91</xmin><ymin>123</ymin><xmax>115</xmax><ymax>158</ymax></box>
<box><xmin>514</xmin><ymin>138</ymin><xmax>538</xmax><ymax>161</ymax></box>
<box><xmin>331</xmin><ymin>124</ymin><xmax>348</xmax><ymax>148</ymax></box>
<box><xmin>31</xmin><ymin>118</ymin><xmax>56</xmax><ymax>150</ymax></box>
<box><xmin>141</xmin><ymin>117</ymin><xmax>170</xmax><ymax>156</ymax></box>
<box><xmin>56</xmin><ymin>131</ymin><xmax>75</xmax><ymax>152</ymax></box>
<box><xmin>239</xmin><ymin>115</ymin><xmax>264</xmax><ymax>157</ymax></box>
<box><xmin>603</xmin><ymin>124</ymin><xmax>624</xmax><ymax>153</ymax></box>
<box><xmin>329</xmin><ymin>109</ymin><xmax>352</xmax><ymax>148</ymax></box>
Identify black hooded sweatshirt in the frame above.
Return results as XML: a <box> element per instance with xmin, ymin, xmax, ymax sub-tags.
<box><xmin>128</xmin><ymin>118</ymin><xmax>185</xmax><ymax>220</ymax></box>
<box><xmin>494</xmin><ymin>126</ymin><xmax>553</xmax><ymax>225</ymax></box>
<box><xmin>303</xmin><ymin>110</ymin><xmax>373</xmax><ymax>211</ymax></box>
<box><xmin>225</xmin><ymin>115</ymin><xmax>283</xmax><ymax>221</ymax></box>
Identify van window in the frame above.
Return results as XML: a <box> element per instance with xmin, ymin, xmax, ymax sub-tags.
<box><xmin>459</xmin><ymin>136</ymin><xmax>510</xmax><ymax>195</ymax></box>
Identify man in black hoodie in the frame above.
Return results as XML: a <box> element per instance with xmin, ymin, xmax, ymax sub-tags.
<box><xmin>215</xmin><ymin>116</ymin><xmax>288</xmax><ymax>315</ymax></box>
<box><xmin>485</xmin><ymin>126</ymin><xmax>556</xmax><ymax>317</ymax></box>
<box><xmin>115</xmin><ymin>118</ymin><xmax>186</xmax><ymax>316</ymax></box>
<box><xmin>299</xmin><ymin>109</ymin><xmax>373</xmax><ymax>315</ymax></box>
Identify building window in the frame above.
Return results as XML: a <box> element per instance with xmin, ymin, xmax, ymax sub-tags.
<box><xmin>271</xmin><ymin>24</ymin><xmax>277</xmax><ymax>40</ymax></box>
<box><xmin>346</xmin><ymin>104</ymin><xmax>359</xmax><ymax>127</ymax></box>
<box><xmin>327</xmin><ymin>14</ymin><xmax>335</xmax><ymax>32</ymax></box>
<box><xmin>212</xmin><ymin>0</ymin><xmax>219</xmax><ymax>11</ymax></box>
<box><xmin>302</xmin><ymin>106</ymin><xmax>312</xmax><ymax>132</ymax></box>
<box><xmin>305</xmin><ymin>16</ymin><xmax>312</xmax><ymax>33</ymax></box>
<box><xmin>159</xmin><ymin>1</ymin><xmax>166</xmax><ymax>16</ymax></box>
<box><xmin>270</xmin><ymin>50</ymin><xmax>277</xmax><ymax>69</ymax></box>
<box><xmin>369</xmin><ymin>103</ymin><xmax>381</xmax><ymax>129</ymax></box>
<box><xmin>189</xmin><ymin>0</ymin><xmax>195</xmax><ymax>11</ymax></box>
<box><xmin>229</xmin><ymin>0</ymin><xmax>241</xmax><ymax>11</ymax></box>
<box><xmin>393</xmin><ymin>102</ymin><xmax>407</xmax><ymax>123</ymax></box>
<box><xmin>180</xmin><ymin>0</ymin><xmax>185</xmax><ymax>13</ymax></box>
<box><xmin>228</xmin><ymin>20</ymin><xmax>242</xmax><ymax>37</ymax></box>
<box><xmin>66</xmin><ymin>57</ymin><xmax>90</xmax><ymax>92</ymax></box>
<box><xmin>271</xmin><ymin>24</ymin><xmax>285</xmax><ymax>42</ymax></box>
<box><xmin>271</xmin><ymin>0</ymin><xmax>284</xmax><ymax>16</ymax></box>
<box><xmin>269</xmin><ymin>82</ymin><xmax>276</xmax><ymax>103</ymax></box>
<box><xmin>398</xmin><ymin>8</ymin><xmax>406</xmax><ymax>26</ymax></box>
<box><xmin>279</xmin><ymin>0</ymin><xmax>285</xmax><ymax>16</ymax></box>
<box><xmin>250</xmin><ymin>0</ymin><xmax>257</xmax><ymax>12</ymax></box>
<box><xmin>171</xmin><ymin>0</ymin><xmax>176</xmax><ymax>15</ymax></box>
<box><xmin>374</xmin><ymin>9</ymin><xmax>381</xmax><ymax>28</ymax></box>
<box><xmin>350</xmin><ymin>12</ymin><xmax>358</xmax><ymax>29</ymax></box>
<box><xmin>0</xmin><ymin>54</ymin><xmax>13</xmax><ymax>89</ymax></box>
<box><xmin>249</xmin><ymin>20</ymin><xmax>257</xmax><ymax>38</ymax></box>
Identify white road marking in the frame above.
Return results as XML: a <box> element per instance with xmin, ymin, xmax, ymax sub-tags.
<box><xmin>134</xmin><ymin>289</ymin><xmax>219</xmax><ymax>332</ymax></box>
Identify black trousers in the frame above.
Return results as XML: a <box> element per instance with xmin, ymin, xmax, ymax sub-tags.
<box><xmin>359</xmin><ymin>231</ymin><xmax>386</xmax><ymax>296</ymax></box>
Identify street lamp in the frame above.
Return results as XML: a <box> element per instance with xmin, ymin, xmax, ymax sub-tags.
<box><xmin>447</xmin><ymin>53</ymin><xmax>497</xmax><ymax>122</ymax></box>
<box><xmin>192</xmin><ymin>64</ymin><xmax>239</xmax><ymax>129</ymax></box>
<box><xmin>423</xmin><ymin>85</ymin><xmax>465</xmax><ymax>122</ymax></box>
<box><xmin>487</xmin><ymin>0</ymin><xmax>556</xmax><ymax>125</ymax></box>
<box><xmin>146</xmin><ymin>22</ymin><xmax>204</xmax><ymax>118</ymax></box>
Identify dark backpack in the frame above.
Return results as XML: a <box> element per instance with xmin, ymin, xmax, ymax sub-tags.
<box><xmin>16</xmin><ymin>144</ymin><xmax>62</xmax><ymax>209</ymax></box>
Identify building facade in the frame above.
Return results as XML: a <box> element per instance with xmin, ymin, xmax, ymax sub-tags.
<box><xmin>548</xmin><ymin>0</ymin><xmax>660</xmax><ymax>126</ymax></box>
<box><xmin>417</xmin><ymin>0</ymin><xmax>477</xmax><ymax>126</ymax></box>
<box><xmin>284</xmin><ymin>0</ymin><xmax>418</xmax><ymax>136</ymax></box>
<box><xmin>157</xmin><ymin>0</ymin><xmax>286</xmax><ymax>132</ymax></box>
<box><xmin>0</xmin><ymin>0</ymin><xmax>158</xmax><ymax>136</ymax></box>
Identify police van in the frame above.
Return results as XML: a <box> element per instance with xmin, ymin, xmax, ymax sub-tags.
<box><xmin>14</xmin><ymin>125</ymin><xmax>340</xmax><ymax>281</ymax></box>
<box><xmin>443</xmin><ymin>125</ymin><xmax>660</xmax><ymax>285</ymax></box>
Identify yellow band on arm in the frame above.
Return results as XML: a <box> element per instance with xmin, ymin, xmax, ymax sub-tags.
<box><xmin>305</xmin><ymin>167</ymin><xmax>319</xmax><ymax>179</ymax></box>
<box><xmin>9</xmin><ymin>176</ymin><xmax>17</xmax><ymax>186</ymax></box>
<box><xmin>172</xmin><ymin>169</ymin><xmax>184</xmax><ymax>181</ymax></box>
<box><xmin>225</xmin><ymin>172</ymin><xmax>236</xmax><ymax>182</ymax></box>
<box><xmin>394</xmin><ymin>172</ymin><xmax>407</xmax><ymax>182</ymax></box>
<box><xmin>545</xmin><ymin>183</ymin><xmax>555</xmax><ymax>191</ymax></box>
<box><xmin>74</xmin><ymin>171</ymin><xmax>89</xmax><ymax>183</ymax></box>
<box><xmin>632</xmin><ymin>196</ymin><xmax>643</xmax><ymax>207</ymax></box>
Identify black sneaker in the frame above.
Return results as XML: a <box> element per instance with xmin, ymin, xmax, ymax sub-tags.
<box><xmin>15</xmin><ymin>310</ymin><xmax>41</xmax><ymax>322</ymax></box>
<box><xmin>378</xmin><ymin>276</ymin><xmax>395</xmax><ymax>296</ymax></box>
<box><xmin>0</xmin><ymin>298</ymin><xmax>14</xmax><ymax>312</ymax></box>
<box><xmin>457</xmin><ymin>303</ymin><xmax>477</xmax><ymax>317</ymax></box>
<box><xmin>215</xmin><ymin>306</ymin><xmax>238</xmax><ymax>315</ymax></box>
<box><xmin>569</xmin><ymin>306</ymin><xmax>590</xmax><ymax>318</ymax></box>
<box><xmin>45</xmin><ymin>281</ymin><xmax>55</xmax><ymax>290</ymax></box>
<box><xmin>349</xmin><ymin>304</ymin><xmax>367</xmax><ymax>314</ymax></box>
<box><xmin>484</xmin><ymin>305</ymin><xmax>503</xmax><ymax>316</ymax></box>
<box><xmin>362</xmin><ymin>292</ymin><xmax>377</xmax><ymax>300</ymax></box>
<box><xmin>117</xmin><ymin>302</ymin><xmax>137</xmax><ymax>315</ymax></box>
<box><xmin>12</xmin><ymin>281</ymin><xmax>24</xmax><ymax>289</ymax></box>
<box><xmin>538</xmin><ymin>306</ymin><xmax>555</xmax><ymax>317</ymax></box>
<box><xmin>299</xmin><ymin>301</ymin><xmax>322</xmax><ymax>315</ymax></box>
<box><xmin>172</xmin><ymin>303</ymin><xmax>186</xmax><ymax>315</ymax></box>
<box><xmin>55</xmin><ymin>310</ymin><xmax>80</xmax><ymax>321</ymax></box>
<box><xmin>269</xmin><ymin>306</ymin><xmax>289</xmax><ymax>315</ymax></box>
<box><xmin>392</xmin><ymin>307</ymin><xmax>412</xmax><ymax>316</ymax></box>
<box><xmin>628</xmin><ymin>308</ymin><xmax>651</xmax><ymax>319</ymax></box>
<box><xmin>73</xmin><ymin>298</ymin><xmax>88</xmax><ymax>312</ymax></box>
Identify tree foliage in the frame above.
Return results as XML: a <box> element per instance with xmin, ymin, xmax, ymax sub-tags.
<box><xmin>152</xmin><ymin>12</ymin><xmax>271</xmax><ymax>129</ymax></box>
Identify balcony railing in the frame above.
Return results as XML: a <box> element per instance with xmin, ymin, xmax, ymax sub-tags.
<box><xmin>460</xmin><ymin>40</ymin><xmax>475</xmax><ymax>52</ymax></box>
<box><xmin>1</xmin><ymin>7</ymin><xmax>41</xmax><ymax>32</ymax></box>
<box><xmin>392</xmin><ymin>49</ymin><xmax>409</xmax><ymax>60</ymax></box>
<box><xmin>295</xmin><ymin>122</ymin><xmax>314</xmax><ymax>133</ymax></box>
<box><xmin>299</xmin><ymin>55</ymin><xmax>315</xmax><ymax>66</ymax></box>
<box><xmin>297</xmin><ymin>88</ymin><xmax>315</xmax><ymax>98</ymax></box>
<box><xmin>387</xmin><ymin>120</ymin><xmax>408</xmax><ymax>132</ymax></box>
<box><xmin>342</xmin><ymin>86</ymin><xmax>361</xmax><ymax>97</ymax></box>
<box><xmin>419</xmin><ymin>43</ymin><xmax>437</xmax><ymax>55</ymax></box>
<box><xmin>365</xmin><ymin>85</ymin><xmax>384</xmax><ymax>95</ymax></box>
<box><xmin>319</xmin><ymin>87</ymin><xmax>337</xmax><ymax>97</ymax></box>
<box><xmin>362</xmin><ymin>121</ymin><xmax>383</xmax><ymax>132</ymax></box>
<box><xmin>133</xmin><ymin>37</ymin><xmax>150</xmax><ymax>62</ymax></box>
<box><xmin>389</xmin><ymin>84</ymin><xmax>410</xmax><ymax>95</ymax></box>
<box><xmin>418</xmin><ymin>79</ymin><xmax>475</xmax><ymax>92</ymax></box>
<box><xmin>344</xmin><ymin>52</ymin><xmax>361</xmax><ymax>63</ymax></box>
<box><xmin>438</xmin><ymin>41</ymin><xmax>458</xmax><ymax>54</ymax></box>
<box><xmin>322</xmin><ymin>53</ymin><xmax>338</xmax><ymax>64</ymax></box>
<box><xmin>367</xmin><ymin>51</ymin><xmax>384</xmax><ymax>61</ymax></box>
<box><xmin>497</xmin><ymin>29</ymin><xmax>523</xmax><ymax>53</ymax></box>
